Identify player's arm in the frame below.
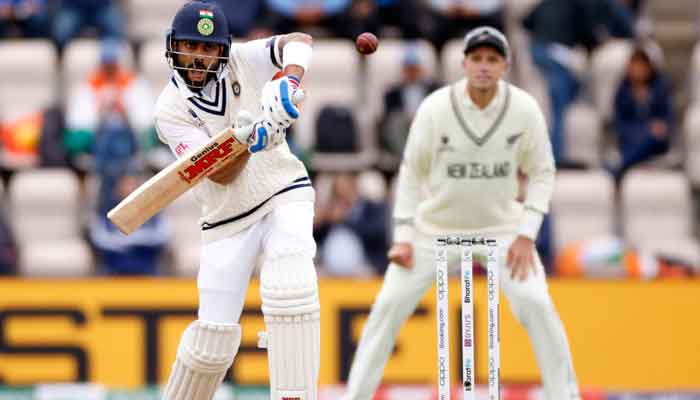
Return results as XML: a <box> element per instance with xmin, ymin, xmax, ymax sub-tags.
<box><xmin>516</xmin><ymin>100</ymin><xmax>556</xmax><ymax>241</ymax></box>
<box><xmin>251</xmin><ymin>33</ymin><xmax>313</xmax><ymax>152</ymax></box>
<box><xmin>277</xmin><ymin>32</ymin><xmax>313</xmax><ymax>81</ymax></box>
<box><xmin>156</xmin><ymin>116</ymin><xmax>248</xmax><ymax>186</ymax></box>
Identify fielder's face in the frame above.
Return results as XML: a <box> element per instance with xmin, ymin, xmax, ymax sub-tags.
<box><xmin>463</xmin><ymin>46</ymin><xmax>507</xmax><ymax>91</ymax></box>
<box><xmin>175</xmin><ymin>40</ymin><xmax>223</xmax><ymax>86</ymax></box>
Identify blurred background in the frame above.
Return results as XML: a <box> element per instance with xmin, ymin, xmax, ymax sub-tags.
<box><xmin>0</xmin><ymin>0</ymin><xmax>699</xmax><ymax>399</ymax></box>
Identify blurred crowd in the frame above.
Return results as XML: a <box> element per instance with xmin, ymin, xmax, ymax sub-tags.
<box><xmin>0</xmin><ymin>0</ymin><xmax>698</xmax><ymax>279</ymax></box>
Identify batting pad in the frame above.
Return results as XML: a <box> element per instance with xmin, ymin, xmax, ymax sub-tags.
<box><xmin>260</xmin><ymin>255</ymin><xmax>320</xmax><ymax>400</ymax></box>
<box><xmin>162</xmin><ymin>320</ymin><xmax>241</xmax><ymax>400</ymax></box>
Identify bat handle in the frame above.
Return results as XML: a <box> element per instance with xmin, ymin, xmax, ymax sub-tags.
<box><xmin>292</xmin><ymin>88</ymin><xmax>305</xmax><ymax>105</ymax></box>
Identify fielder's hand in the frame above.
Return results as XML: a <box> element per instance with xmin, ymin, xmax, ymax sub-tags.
<box><xmin>261</xmin><ymin>75</ymin><xmax>301</xmax><ymax>129</ymax></box>
<box><xmin>388</xmin><ymin>242</ymin><xmax>414</xmax><ymax>269</ymax></box>
<box><xmin>507</xmin><ymin>236</ymin><xmax>537</xmax><ymax>281</ymax></box>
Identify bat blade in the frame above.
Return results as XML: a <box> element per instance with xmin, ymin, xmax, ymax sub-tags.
<box><xmin>107</xmin><ymin>127</ymin><xmax>248</xmax><ymax>234</ymax></box>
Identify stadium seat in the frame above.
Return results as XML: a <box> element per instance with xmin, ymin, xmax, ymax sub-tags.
<box><xmin>441</xmin><ymin>38</ymin><xmax>464</xmax><ymax>83</ymax></box>
<box><xmin>295</xmin><ymin>40</ymin><xmax>360</xmax><ymax>151</ymax></box>
<box><xmin>621</xmin><ymin>169</ymin><xmax>697</xmax><ymax>261</ymax></box>
<box><xmin>299</xmin><ymin>40</ymin><xmax>380</xmax><ymax>171</ymax></box>
<box><xmin>563</xmin><ymin>101</ymin><xmax>603</xmax><ymax>167</ymax></box>
<box><xmin>140</xmin><ymin>38</ymin><xmax>171</xmax><ymax>94</ymax></box>
<box><xmin>126</xmin><ymin>0</ymin><xmax>185</xmax><ymax>41</ymax></box>
<box><xmin>0</xmin><ymin>40</ymin><xmax>55</xmax><ymax>122</ymax></box>
<box><xmin>63</xmin><ymin>39</ymin><xmax>135</xmax><ymax>92</ymax></box>
<box><xmin>8</xmin><ymin>169</ymin><xmax>92</xmax><ymax>276</ymax></box>
<box><xmin>164</xmin><ymin>192</ymin><xmax>201</xmax><ymax>276</ymax></box>
<box><xmin>684</xmin><ymin>103</ymin><xmax>700</xmax><ymax>186</ymax></box>
<box><xmin>551</xmin><ymin>169</ymin><xmax>615</xmax><ymax>250</ymax></box>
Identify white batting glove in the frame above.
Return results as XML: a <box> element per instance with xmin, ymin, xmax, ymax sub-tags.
<box><xmin>260</xmin><ymin>75</ymin><xmax>301</xmax><ymax>129</ymax></box>
<box><xmin>247</xmin><ymin>120</ymin><xmax>286</xmax><ymax>153</ymax></box>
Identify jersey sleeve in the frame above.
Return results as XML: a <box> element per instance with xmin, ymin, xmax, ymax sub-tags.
<box><xmin>232</xmin><ymin>36</ymin><xmax>282</xmax><ymax>82</ymax></box>
<box><xmin>155</xmin><ymin>114</ymin><xmax>211</xmax><ymax>159</ymax></box>
<box><xmin>516</xmin><ymin>98</ymin><xmax>556</xmax><ymax>239</ymax></box>
<box><xmin>393</xmin><ymin>98</ymin><xmax>434</xmax><ymax>243</ymax></box>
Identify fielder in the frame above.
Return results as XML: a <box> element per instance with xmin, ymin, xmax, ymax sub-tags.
<box><xmin>154</xmin><ymin>2</ymin><xmax>318</xmax><ymax>399</ymax></box>
<box><xmin>342</xmin><ymin>27</ymin><xmax>580</xmax><ymax>400</ymax></box>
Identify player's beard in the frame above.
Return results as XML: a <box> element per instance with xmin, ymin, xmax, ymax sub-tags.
<box><xmin>185</xmin><ymin>59</ymin><xmax>216</xmax><ymax>89</ymax></box>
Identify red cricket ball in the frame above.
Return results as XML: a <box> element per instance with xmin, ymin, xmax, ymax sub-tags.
<box><xmin>355</xmin><ymin>32</ymin><xmax>379</xmax><ymax>55</ymax></box>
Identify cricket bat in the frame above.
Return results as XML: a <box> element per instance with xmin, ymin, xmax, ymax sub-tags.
<box><xmin>107</xmin><ymin>90</ymin><xmax>304</xmax><ymax>235</ymax></box>
<box><xmin>108</xmin><ymin>123</ymin><xmax>249</xmax><ymax>234</ymax></box>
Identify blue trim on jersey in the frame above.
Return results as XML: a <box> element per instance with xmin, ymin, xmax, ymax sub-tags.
<box><xmin>279</xmin><ymin>80</ymin><xmax>299</xmax><ymax>119</ymax></box>
<box><xmin>200</xmin><ymin>177</ymin><xmax>312</xmax><ymax>231</ymax></box>
<box><xmin>187</xmin><ymin>78</ymin><xmax>227</xmax><ymax>116</ymax></box>
<box><xmin>267</xmin><ymin>36</ymin><xmax>282</xmax><ymax>69</ymax></box>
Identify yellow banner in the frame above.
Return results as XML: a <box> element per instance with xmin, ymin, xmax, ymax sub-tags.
<box><xmin>0</xmin><ymin>278</ymin><xmax>698</xmax><ymax>390</ymax></box>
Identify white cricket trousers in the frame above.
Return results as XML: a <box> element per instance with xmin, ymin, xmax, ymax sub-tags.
<box><xmin>197</xmin><ymin>200</ymin><xmax>317</xmax><ymax>325</ymax></box>
<box><xmin>342</xmin><ymin>232</ymin><xmax>580</xmax><ymax>400</ymax></box>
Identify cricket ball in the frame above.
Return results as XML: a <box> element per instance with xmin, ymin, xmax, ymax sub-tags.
<box><xmin>355</xmin><ymin>32</ymin><xmax>379</xmax><ymax>55</ymax></box>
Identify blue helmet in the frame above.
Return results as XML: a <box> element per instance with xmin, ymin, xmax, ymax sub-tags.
<box><xmin>166</xmin><ymin>1</ymin><xmax>231</xmax><ymax>89</ymax></box>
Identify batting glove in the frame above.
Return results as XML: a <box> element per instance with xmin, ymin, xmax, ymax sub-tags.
<box><xmin>260</xmin><ymin>75</ymin><xmax>301</xmax><ymax>130</ymax></box>
<box><xmin>247</xmin><ymin>120</ymin><xmax>286</xmax><ymax>153</ymax></box>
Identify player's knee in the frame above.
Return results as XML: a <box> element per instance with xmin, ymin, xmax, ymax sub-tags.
<box><xmin>515</xmin><ymin>293</ymin><xmax>555</xmax><ymax>323</ymax></box>
<box><xmin>260</xmin><ymin>253</ymin><xmax>319</xmax><ymax>316</ymax></box>
<box><xmin>177</xmin><ymin>320</ymin><xmax>241</xmax><ymax>373</ymax></box>
<box><xmin>372</xmin><ymin>284</ymin><xmax>417</xmax><ymax>318</ymax></box>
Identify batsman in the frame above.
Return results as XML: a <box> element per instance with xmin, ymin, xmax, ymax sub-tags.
<box><xmin>153</xmin><ymin>2</ymin><xmax>318</xmax><ymax>399</ymax></box>
<box><xmin>342</xmin><ymin>27</ymin><xmax>580</xmax><ymax>400</ymax></box>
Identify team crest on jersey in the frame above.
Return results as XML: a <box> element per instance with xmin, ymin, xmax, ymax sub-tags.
<box><xmin>232</xmin><ymin>81</ymin><xmax>241</xmax><ymax>96</ymax></box>
<box><xmin>505</xmin><ymin>132</ymin><xmax>524</xmax><ymax>148</ymax></box>
<box><xmin>437</xmin><ymin>135</ymin><xmax>455</xmax><ymax>153</ymax></box>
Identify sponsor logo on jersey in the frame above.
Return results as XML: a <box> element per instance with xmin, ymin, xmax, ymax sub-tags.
<box><xmin>178</xmin><ymin>136</ymin><xmax>237</xmax><ymax>183</ymax></box>
<box><xmin>447</xmin><ymin>161</ymin><xmax>511</xmax><ymax>179</ymax></box>
<box><xmin>437</xmin><ymin>135</ymin><xmax>455</xmax><ymax>153</ymax></box>
<box><xmin>175</xmin><ymin>142</ymin><xmax>190</xmax><ymax>156</ymax></box>
<box><xmin>506</xmin><ymin>132</ymin><xmax>524</xmax><ymax>148</ymax></box>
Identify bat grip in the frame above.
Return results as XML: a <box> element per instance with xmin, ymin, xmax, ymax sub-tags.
<box><xmin>292</xmin><ymin>88</ymin><xmax>305</xmax><ymax>105</ymax></box>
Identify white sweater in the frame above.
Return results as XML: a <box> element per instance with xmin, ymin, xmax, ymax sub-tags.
<box><xmin>393</xmin><ymin>79</ymin><xmax>555</xmax><ymax>242</ymax></box>
<box><xmin>154</xmin><ymin>37</ymin><xmax>313</xmax><ymax>243</ymax></box>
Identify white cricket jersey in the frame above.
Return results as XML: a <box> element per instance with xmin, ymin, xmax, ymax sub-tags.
<box><xmin>154</xmin><ymin>36</ymin><xmax>313</xmax><ymax>243</ymax></box>
<box><xmin>393</xmin><ymin>78</ymin><xmax>555</xmax><ymax>242</ymax></box>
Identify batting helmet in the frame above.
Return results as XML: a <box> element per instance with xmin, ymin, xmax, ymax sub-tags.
<box><xmin>166</xmin><ymin>1</ymin><xmax>231</xmax><ymax>88</ymax></box>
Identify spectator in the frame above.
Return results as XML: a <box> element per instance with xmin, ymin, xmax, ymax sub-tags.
<box><xmin>0</xmin><ymin>206</ymin><xmax>18</xmax><ymax>275</ymax></box>
<box><xmin>0</xmin><ymin>0</ymin><xmax>49</xmax><ymax>38</ymax></box>
<box><xmin>64</xmin><ymin>39</ymin><xmax>154</xmax><ymax>198</ymax></box>
<box><xmin>263</xmin><ymin>0</ymin><xmax>355</xmax><ymax>38</ymax></box>
<box><xmin>342</xmin><ymin>0</ymin><xmax>424</xmax><ymax>40</ymax></box>
<box><xmin>523</xmin><ymin>0</ymin><xmax>636</xmax><ymax>164</ymax></box>
<box><xmin>89</xmin><ymin>170</ymin><xmax>170</xmax><ymax>276</ymax></box>
<box><xmin>424</xmin><ymin>0</ymin><xmax>504</xmax><ymax>53</ymax></box>
<box><xmin>377</xmin><ymin>46</ymin><xmax>441</xmax><ymax>176</ymax></box>
<box><xmin>314</xmin><ymin>172</ymin><xmax>389</xmax><ymax>275</ymax></box>
<box><xmin>52</xmin><ymin>0</ymin><xmax>124</xmax><ymax>56</ymax></box>
<box><xmin>607</xmin><ymin>46</ymin><xmax>674</xmax><ymax>182</ymax></box>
